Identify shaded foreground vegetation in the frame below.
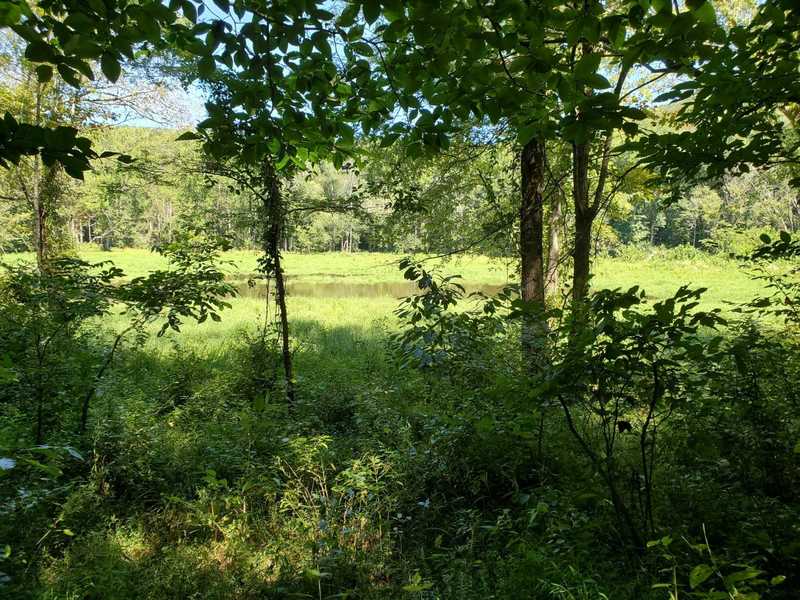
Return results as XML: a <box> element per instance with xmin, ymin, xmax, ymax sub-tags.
<box><xmin>1</xmin><ymin>248</ymin><xmax>799</xmax><ymax>599</ymax></box>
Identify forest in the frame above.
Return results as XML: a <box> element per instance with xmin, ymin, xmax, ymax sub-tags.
<box><xmin>0</xmin><ymin>1</ymin><xmax>799</xmax><ymax>598</ymax></box>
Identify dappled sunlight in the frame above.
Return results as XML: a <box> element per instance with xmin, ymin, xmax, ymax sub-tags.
<box><xmin>2</xmin><ymin>0</ymin><xmax>799</xmax><ymax>596</ymax></box>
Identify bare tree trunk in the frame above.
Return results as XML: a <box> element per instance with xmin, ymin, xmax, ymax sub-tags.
<box><xmin>520</xmin><ymin>138</ymin><xmax>547</xmax><ymax>356</ymax></box>
<box><xmin>571</xmin><ymin>61</ymin><xmax>631</xmax><ymax>303</ymax></box>
<box><xmin>33</xmin><ymin>182</ymin><xmax>46</xmax><ymax>269</ymax></box>
<box><xmin>32</xmin><ymin>81</ymin><xmax>45</xmax><ymax>270</ymax></box>
<box><xmin>32</xmin><ymin>164</ymin><xmax>62</xmax><ymax>268</ymax></box>
<box><xmin>545</xmin><ymin>190</ymin><xmax>562</xmax><ymax>298</ymax></box>
<box><xmin>572</xmin><ymin>142</ymin><xmax>593</xmax><ymax>302</ymax></box>
<box><xmin>262</xmin><ymin>161</ymin><xmax>295</xmax><ymax>409</ymax></box>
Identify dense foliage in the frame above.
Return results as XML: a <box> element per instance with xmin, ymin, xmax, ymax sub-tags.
<box><xmin>1</xmin><ymin>0</ymin><xmax>799</xmax><ymax>599</ymax></box>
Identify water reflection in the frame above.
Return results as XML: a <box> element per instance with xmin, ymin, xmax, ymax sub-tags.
<box><xmin>235</xmin><ymin>280</ymin><xmax>508</xmax><ymax>299</ymax></box>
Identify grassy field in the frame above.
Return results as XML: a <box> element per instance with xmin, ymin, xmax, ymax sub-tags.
<box><xmin>3</xmin><ymin>248</ymin><xmax>762</xmax><ymax>351</ymax></box>
<box><xmin>1</xmin><ymin>248</ymin><xmax>764</xmax><ymax>387</ymax></box>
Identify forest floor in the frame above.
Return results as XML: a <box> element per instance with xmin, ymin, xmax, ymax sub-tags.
<box><xmin>3</xmin><ymin>248</ymin><xmax>785</xmax><ymax>599</ymax></box>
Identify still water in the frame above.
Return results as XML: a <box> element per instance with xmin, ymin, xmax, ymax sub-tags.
<box><xmin>234</xmin><ymin>279</ymin><xmax>507</xmax><ymax>299</ymax></box>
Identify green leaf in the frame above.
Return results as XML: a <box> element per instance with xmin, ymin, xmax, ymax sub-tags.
<box><xmin>609</xmin><ymin>21</ymin><xmax>626</xmax><ymax>48</ymax></box>
<box><xmin>402</xmin><ymin>582</ymin><xmax>433</xmax><ymax>592</ymax></box>
<box><xmin>402</xmin><ymin>572</ymin><xmax>433</xmax><ymax>592</ymax></box>
<box><xmin>724</xmin><ymin>567</ymin><xmax>761</xmax><ymax>587</ymax></box>
<box><xmin>88</xmin><ymin>0</ymin><xmax>106</xmax><ymax>15</ymax></box>
<box><xmin>517</xmin><ymin>124</ymin><xmax>539</xmax><ymax>145</ymax></box>
<box><xmin>69</xmin><ymin>59</ymin><xmax>95</xmax><ymax>80</ymax></box>
<box><xmin>584</xmin><ymin>73</ymin><xmax>611</xmax><ymax>89</ymax></box>
<box><xmin>62</xmin><ymin>529</ymin><xmax>75</xmax><ymax>537</ymax></box>
<box><xmin>380</xmin><ymin>132</ymin><xmax>401</xmax><ymax>147</ymax></box>
<box><xmin>338</xmin><ymin>3</ymin><xmax>360</xmax><ymax>26</ymax></box>
<box><xmin>691</xmin><ymin>1</ymin><xmax>716</xmax><ymax>25</ymax></box>
<box><xmin>689</xmin><ymin>564</ymin><xmax>714</xmax><ymax>589</ymax></box>
<box><xmin>181</xmin><ymin>0</ymin><xmax>197</xmax><ymax>23</ymax></box>
<box><xmin>575</xmin><ymin>53</ymin><xmax>601</xmax><ymax>78</ymax></box>
<box><xmin>652</xmin><ymin>0</ymin><xmax>672</xmax><ymax>13</ymax></box>
<box><xmin>0</xmin><ymin>2</ymin><xmax>23</xmax><ymax>26</ymax></box>
<box><xmin>100</xmin><ymin>52</ymin><xmax>121</xmax><ymax>83</ymax></box>
<box><xmin>24</xmin><ymin>41</ymin><xmax>55</xmax><ymax>63</ymax></box>
<box><xmin>351</xmin><ymin>41</ymin><xmax>374</xmax><ymax>57</ymax></box>
<box><xmin>198</xmin><ymin>56</ymin><xmax>215</xmax><ymax>78</ymax></box>
<box><xmin>57</xmin><ymin>63</ymin><xmax>82</xmax><ymax>88</ymax></box>
<box><xmin>363</xmin><ymin>0</ymin><xmax>381</xmax><ymax>25</ymax></box>
<box><xmin>35</xmin><ymin>64</ymin><xmax>53</xmax><ymax>83</ymax></box>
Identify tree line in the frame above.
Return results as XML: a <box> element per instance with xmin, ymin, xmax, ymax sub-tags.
<box><xmin>1</xmin><ymin>0</ymin><xmax>797</xmax><ymax>274</ymax></box>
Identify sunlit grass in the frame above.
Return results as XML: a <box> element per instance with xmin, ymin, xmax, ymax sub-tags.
<box><xmin>5</xmin><ymin>248</ymin><xmax>763</xmax><ymax>348</ymax></box>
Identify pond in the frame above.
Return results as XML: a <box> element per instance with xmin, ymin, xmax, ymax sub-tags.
<box><xmin>234</xmin><ymin>279</ymin><xmax>509</xmax><ymax>299</ymax></box>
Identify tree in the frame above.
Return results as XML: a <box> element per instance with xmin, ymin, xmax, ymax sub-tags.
<box><xmin>0</xmin><ymin>237</ymin><xmax>235</xmax><ymax>442</ymax></box>
<box><xmin>632</xmin><ymin>0</ymin><xmax>800</xmax><ymax>189</ymax></box>
<box><xmin>185</xmin><ymin>1</ymin><xmax>369</xmax><ymax>407</ymax></box>
<box><xmin>359</xmin><ymin>135</ymin><xmax>520</xmax><ymax>256</ymax></box>
<box><xmin>0</xmin><ymin>0</ymin><xmax>202</xmax><ymax>175</ymax></box>
<box><xmin>359</xmin><ymin>0</ymin><xmax>719</xmax><ymax>320</ymax></box>
<box><xmin>0</xmin><ymin>29</ymin><xmax>194</xmax><ymax>263</ymax></box>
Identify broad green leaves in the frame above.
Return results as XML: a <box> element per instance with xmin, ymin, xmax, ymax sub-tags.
<box><xmin>689</xmin><ymin>563</ymin><xmax>714</xmax><ymax>588</ymax></box>
<box><xmin>629</xmin><ymin>0</ymin><xmax>797</xmax><ymax>188</ymax></box>
<box><xmin>8</xmin><ymin>1</ymin><xmax>194</xmax><ymax>89</ymax></box>
<box><xmin>192</xmin><ymin>2</ymin><xmax>371</xmax><ymax>178</ymax></box>
<box><xmin>100</xmin><ymin>52</ymin><xmax>121</xmax><ymax>83</ymax></box>
<box><xmin>0</xmin><ymin>0</ymin><xmax>25</xmax><ymax>26</ymax></box>
<box><xmin>362</xmin><ymin>0</ymin><xmax>381</xmax><ymax>25</ymax></box>
<box><xmin>360</xmin><ymin>0</ymin><xmax>662</xmax><ymax>154</ymax></box>
<box><xmin>0</xmin><ymin>1</ymin><xmax>213</xmax><ymax>176</ymax></box>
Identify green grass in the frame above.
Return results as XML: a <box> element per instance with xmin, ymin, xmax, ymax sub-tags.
<box><xmin>4</xmin><ymin>247</ymin><xmax>759</xmax><ymax>290</ymax></box>
<box><xmin>2</xmin><ymin>248</ymin><xmax>517</xmax><ymax>283</ymax></box>
<box><xmin>4</xmin><ymin>248</ymin><xmax>762</xmax><ymax>350</ymax></box>
<box><xmin>4</xmin><ymin>246</ymin><xmax>766</xmax><ymax>368</ymax></box>
<box><xmin>593</xmin><ymin>254</ymin><xmax>759</xmax><ymax>312</ymax></box>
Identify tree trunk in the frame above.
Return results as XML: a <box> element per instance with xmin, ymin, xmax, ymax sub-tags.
<box><xmin>570</xmin><ymin>59</ymin><xmax>630</xmax><ymax>303</ymax></box>
<box><xmin>262</xmin><ymin>161</ymin><xmax>295</xmax><ymax>409</ymax></box>
<box><xmin>32</xmin><ymin>81</ymin><xmax>45</xmax><ymax>270</ymax></box>
<box><xmin>545</xmin><ymin>190</ymin><xmax>562</xmax><ymax>299</ymax></box>
<box><xmin>520</xmin><ymin>138</ymin><xmax>547</xmax><ymax>356</ymax></box>
<box><xmin>572</xmin><ymin>142</ymin><xmax>593</xmax><ymax>302</ymax></box>
<box><xmin>33</xmin><ymin>181</ymin><xmax>46</xmax><ymax>269</ymax></box>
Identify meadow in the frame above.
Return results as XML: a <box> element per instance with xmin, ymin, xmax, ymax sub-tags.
<box><xmin>3</xmin><ymin>247</ymin><xmax>763</xmax><ymax>348</ymax></box>
<box><xmin>1</xmin><ymin>247</ymin><xmax>763</xmax><ymax>385</ymax></box>
<box><xmin>0</xmin><ymin>247</ymin><xmax>763</xmax><ymax>383</ymax></box>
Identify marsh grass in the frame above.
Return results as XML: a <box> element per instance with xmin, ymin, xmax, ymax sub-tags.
<box><xmin>4</xmin><ymin>248</ymin><xmax>763</xmax><ymax>339</ymax></box>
